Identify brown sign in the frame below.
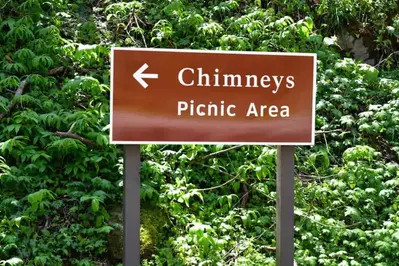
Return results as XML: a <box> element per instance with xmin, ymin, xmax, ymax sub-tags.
<box><xmin>111</xmin><ymin>48</ymin><xmax>317</xmax><ymax>145</ymax></box>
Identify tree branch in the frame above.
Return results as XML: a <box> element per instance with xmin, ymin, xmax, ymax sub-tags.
<box><xmin>297</xmin><ymin>173</ymin><xmax>338</xmax><ymax>180</ymax></box>
<box><xmin>263</xmin><ymin>245</ymin><xmax>276</xmax><ymax>251</ymax></box>
<box><xmin>0</xmin><ymin>0</ymin><xmax>11</xmax><ymax>10</ymax></box>
<box><xmin>133</xmin><ymin>12</ymin><xmax>147</xmax><ymax>48</ymax></box>
<box><xmin>233</xmin><ymin>188</ymin><xmax>252</xmax><ymax>209</ymax></box>
<box><xmin>297</xmin><ymin>212</ymin><xmax>361</xmax><ymax>229</ymax></box>
<box><xmin>241</xmin><ymin>183</ymin><xmax>249</xmax><ymax>207</ymax></box>
<box><xmin>374</xmin><ymin>50</ymin><xmax>399</xmax><ymax>68</ymax></box>
<box><xmin>315</xmin><ymin>129</ymin><xmax>343</xmax><ymax>134</ymax></box>
<box><xmin>0</xmin><ymin>80</ymin><xmax>27</xmax><ymax>121</ymax></box>
<box><xmin>0</xmin><ymin>65</ymin><xmax>72</xmax><ymax>121</ymax></box>
<box><xmin>5</xmin><ymin>55</ymin><xmax>12</xmax><ymax>63</ymax></box>
<box><xmin>48</xmin><ymin>66</ymin><xmax>66</xmax><ymax>76</ymax></box>
<box><xmin>190</xmin><ymin>162</ymin><xmax>236</xmax><ymax>177</ymax></box>
<box><xmin>125</xmin><ymin>11</ymin><xmax>147</xmax><ymax>48</ymax></box>
<box><xmin>200</xmin><ymin>145</ymin><xmax>243</xmax><ymax>160</ymax></box>
<box><xmin>53</xmin><ymin>131</ymin><xmax>101</xmax><ymax>148</ymax></box>
<box><xmin>193</xmin><ymin>173</ymin><xmax>239</xmax><ymax>192</ymax></box>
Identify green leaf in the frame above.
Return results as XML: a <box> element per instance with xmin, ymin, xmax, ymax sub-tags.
<box><xmin>392</xmin><ymin>230</ymin><xmax>399</xmax><ymax>240</ymax></box>
<box><xmin>188</xmin><ymin>222</ymin><xmax>211</xmax><ymax>238</ymax></box>
<box><xmin>340</xmin><ymin>115</ymin><xmax>354</xmax><ymax>127</ymax></box>
<box><xmin>91</xmin><ymin>198</ymin><xmax>100</xmax><ymax>212</ymax></box>
<box><xmin>0</xmin><ymin>258</ymin><xmax>23</xmax><ymax>265</ymax></box>
<box><xmin>80</xmin><ymin>195</ymin><xmax>92</xmax><ymax>202</ymax></box>
<box><xmin>359</xmin><ymin>64</ymin><xmax>379</xmax><ymax>84</ymax></box>
<box><xmin>97</xmin><ymin>225</ymin><xmax>114</xmax><ymax>234</ymax></box>
<box><xmin>344</xmin><ymin>206</ymin><xmax>360</xmax><ymax>219</ymax></box>
<box><xmin>232</xmin><ymin>182</ymin><xmax>240</xmax><ymax>193</ymax></box>
<box><xmin>13</xmin><ymin>216</ymin><xmax>28</xmax><ymax>228</ymax></box>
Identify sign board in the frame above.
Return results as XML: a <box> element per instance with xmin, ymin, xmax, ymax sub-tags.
<box><xmin>111</xmin><ymin>48</ymin><xmax>317</xmax><ymax>145</ymax></box>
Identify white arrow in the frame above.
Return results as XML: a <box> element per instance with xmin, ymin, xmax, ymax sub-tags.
<box><xmin>133</xmin><ymin>63</ymin><xmax>158</xmax><ymax>89</ymax></box>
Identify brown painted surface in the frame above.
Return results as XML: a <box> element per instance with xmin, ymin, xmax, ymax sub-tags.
<box><xmin>111</xmin><ymin>48</ymin><xmax>316</xmax><ymax>144</ymax></box>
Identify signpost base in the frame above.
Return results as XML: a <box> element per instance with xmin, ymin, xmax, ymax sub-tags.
<box><xmin>122</xmin><ymin>144</ymin><xmax>296</xmax><ymax>266</ymax></box>
<box><xmin>124</xmin><ymin>145</ymin><xmax>141</xmax><ymax>266</ymax></box>
<box><xmin>276</xmin><ymin>146</ymin><xmax>296</xmax><ymax>266</ymax></box>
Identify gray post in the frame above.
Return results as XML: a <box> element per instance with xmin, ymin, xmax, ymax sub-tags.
<box><xmin>124</xmin><ymin>145</ymin><xmax>141</xmax><ymax>266</ymax></box>
<box><xmin>276</xmin><ymin>146</ymin><xmax>296</xmax><ymax>266</ymax></box>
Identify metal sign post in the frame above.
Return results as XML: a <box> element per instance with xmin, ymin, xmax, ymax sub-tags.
<box><xmin>123</xmin><ymin>145</ymin><xmax>141</xmax><ymax>266</ymax></box>
<box><xmin>111</xmin><ymin>48</ymin><xmax>316</xmax><ymax>266</ymax></box>
<box><xmin>276</xmin><ymin>146</ymin><xmax>296</xmax><ymax>266</ymax></box>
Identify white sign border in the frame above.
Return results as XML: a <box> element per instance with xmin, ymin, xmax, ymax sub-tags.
<box><xmin>110</xmin><ymin>47</ymin><xmax>317</xmax><ymax>146</ymax></box>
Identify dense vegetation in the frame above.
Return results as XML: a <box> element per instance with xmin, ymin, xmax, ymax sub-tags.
<box><xmin>0</xmin><ymin>0</ymin><xmax>398</xmax><ymax>265</ymax></box>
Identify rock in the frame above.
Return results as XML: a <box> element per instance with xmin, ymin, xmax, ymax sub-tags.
<box><xmin>140</xmin><ymin>203</ymin><xmax>169</xmax><ymax>259</ymax></box>
<box><xmin>107</xmin><ymin>202</ymin><xmax>169</xmax><ymax>263</ymax></box>
<box><xmin>108</xmin><ymin>204</ymin><xmax>124</xmax><ymax>262</ymax></box>
<box><xmin>352</xmin><ymin>38</ymin><xmax>375</xmax><ymax>65</ymax></box>
<box><xmin>337</xmin><ymin>30</ymin><xmax>376</xmax><ymax>65</ymax></box>
<box><xmin>337</xmin><ymin>30</ymin><xmax>356</xmax><ymax>51</ymax></box>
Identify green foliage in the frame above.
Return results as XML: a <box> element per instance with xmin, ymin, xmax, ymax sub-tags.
<box><xmin>0</xmin><ymin>0</ymin><xmax>398</xmax><ymax>265</ymax></box>
<box><xmin>140</xmin><ymin>205</ymin><xmax>169</xmax><ymax>259</ymax></box>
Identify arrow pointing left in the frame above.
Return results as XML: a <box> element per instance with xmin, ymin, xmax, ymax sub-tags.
<box><xmin>133</xmin><ymin>63</ymin><xmax>158</xmax><ymax>89</ymax></box>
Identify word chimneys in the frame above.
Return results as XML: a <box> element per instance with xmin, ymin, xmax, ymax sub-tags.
<box><xmin>177</xmin><ymin>67</ymin><xmax>295</xmax><ymax>94</ymax></box>
<box><xmin>111</xmin><ymin>48</ymin><xmax>317</xmax><ymax>145</ymax></box>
